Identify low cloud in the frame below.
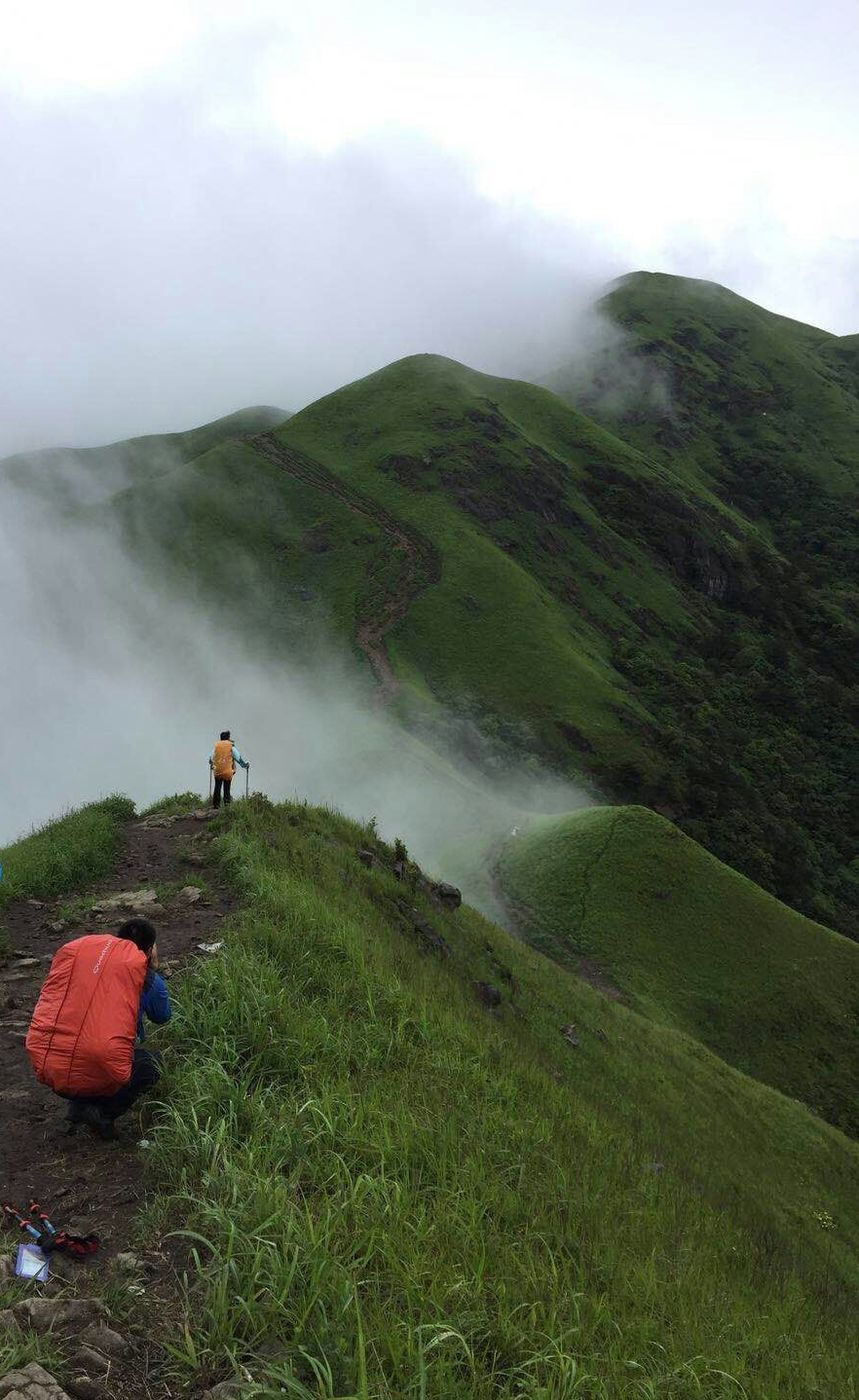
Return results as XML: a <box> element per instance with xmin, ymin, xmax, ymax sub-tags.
<box><xmin>0</xmin><ymin>78</ymin><xmax>616</xmax><ymax>459</ymax></box>
<box><xmin>542</xmin><ymin>295</ymin><xmax>675</xmax><ymax>421</ymax></box>
<box><xmin>0</xmin><ymin>464</ymin><xmax>592</xmax><ymax>915</ymax></box>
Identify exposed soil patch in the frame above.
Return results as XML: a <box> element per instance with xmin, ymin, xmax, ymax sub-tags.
<box><xmin>0</xmin><ymin>811</ymin><xmax>238</xmax><ymax>1397</ymax></box>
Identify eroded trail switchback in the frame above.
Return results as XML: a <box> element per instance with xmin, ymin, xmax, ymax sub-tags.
<box><xmin>252</xmin><ymin>432</ymin><xmax>440</xmax><ymax>700</ymax></box>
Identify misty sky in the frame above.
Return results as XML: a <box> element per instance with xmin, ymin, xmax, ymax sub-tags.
<box><xmin>1</xmin><ymin>0</ymin><xmax>858</xmax><ymax>455</ymax></box>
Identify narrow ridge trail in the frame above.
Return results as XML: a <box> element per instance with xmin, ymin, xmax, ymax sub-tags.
<box><xmin>252</xmin><ymin>433</ymin><xmax>440</xmax><ymax>700</ymax></box>
<box><xmin>0</xmin><ymin>809</ymin><xmax>238</xmax><ymax>1395</ymax></box>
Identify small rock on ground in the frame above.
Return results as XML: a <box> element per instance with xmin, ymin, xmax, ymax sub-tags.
<box><xmin>90</xmin><ymin>889</ymin><xmax>157</xmax><ymax>914</ymax></box>
<box><xmin>78</xmin><ymin>1324</ymin><xmax>130</xmax><ymax>1360</ymax></box>
<box><xmin>12</xmin><ymin>1297</ymin><xmax>106</xmax><ymax>1334</ymax></box>
<box><xmin>67</xmin><ymin>1349</ymin><xmax>108</xmax><ymax>1378</ymax></box>
<box><xmin>0</xmin><ymin>1361</ymin><xmax>72</xmax><ymax>1399</ymax></box>
<box><xmin>202</xmin><ymin>1381</ymin><xmax>254</xmax><ymax>1400</ymax></box>
<box><xmin>66</xmin><ymin>1379</ymin><xmax>108</xmax><ymax>1400</ymax></box>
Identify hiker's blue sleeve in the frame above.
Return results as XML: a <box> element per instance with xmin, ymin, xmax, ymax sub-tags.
<box><xmin>140</xmin><ymin>972</ymin><xmax>172</xmax><ymax>1027</ymax></box>
<box><xmin>232</xmin><ymin>745</ymin><xmax>249</xmax><ymax>769</ymax></box>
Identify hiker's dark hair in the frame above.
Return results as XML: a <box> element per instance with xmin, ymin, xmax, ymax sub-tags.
<box><xmin>116</xmin><ymin>918</ymin><xmax>157</xmax><ymax>954</ymax></box>
<box><xmin>220</xmin><ymin>730</ymin><xmax>231</xmax><ymax>740</ymax></box>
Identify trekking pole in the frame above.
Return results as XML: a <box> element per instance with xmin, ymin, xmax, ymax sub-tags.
<box><xmin>208</xmin><ymin>760</ymin><xmax>213</xmax><ymax>802</ymax></box>
<box><xmin>29</xmin><ymin>1202</ymin><xmax>57</xmax><ymax>1238</ymax></box>
<box><xmin>246</xmin><ymin>764</ymin><xmax>250</xmax><ymax>799</ymax></box>
<box><xmin>2</xmin><ymin>1203</ymin><xmax>43</xmax><ymax>1244</ymax></box>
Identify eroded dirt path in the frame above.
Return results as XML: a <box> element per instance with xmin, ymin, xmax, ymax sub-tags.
<box><xmin>0</xmin><ymin>811</ymin><xmax>235</xmax><ymax>1329</ymax></box>
<box><xmin>252</xmin><ymin>433</ymin><xmax>440</xmax><ymax>701</ymax></box>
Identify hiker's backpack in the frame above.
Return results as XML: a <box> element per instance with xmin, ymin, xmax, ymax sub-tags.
<box><xmin>212</xmin><ymin>739</ymin><xmax>235</xmax><ymax>778</ymax></box>
<box><xmin>26</xmin><ymin>935</ymin><xmax>147</xmax><ymax>1097</ymax></box>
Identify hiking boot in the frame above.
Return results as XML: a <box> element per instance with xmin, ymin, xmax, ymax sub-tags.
<box><xmin>66</xmin><ymin>1101</ymin><xmax>118</xmax><ymax>1141</ymax></box>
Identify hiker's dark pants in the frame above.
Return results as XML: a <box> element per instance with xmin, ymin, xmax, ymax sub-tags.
<box><xmin>68</xmin><ymin>1048</ymin><xmax>161</xmax><ymax>1122</ymax></box>
<box><xmin>213</xmin><ymin>776</ymin><xmax>232</xmax><ymax>808</ymax></box>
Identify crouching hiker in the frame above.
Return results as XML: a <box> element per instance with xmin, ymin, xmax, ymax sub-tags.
<box><xmin>26</xmin><ymin>918</ymin><xmax>171</xmax><ymax>1141</ymax></box>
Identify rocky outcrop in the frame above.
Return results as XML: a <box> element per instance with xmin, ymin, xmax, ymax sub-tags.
<box><xmin>429</xmin><ymin>882</ymin><xmax>462</xmax><ymax>911</ymax></box>
<box><xmin>665</xmin><ymin>533</ymin><xmax>732</xmax><ymax>601</ymax></box>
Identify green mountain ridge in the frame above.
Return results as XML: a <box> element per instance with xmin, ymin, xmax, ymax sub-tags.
<box><xmin>498</xmin><ymin>804</ymin><xmax>859</xmax><ymax>1137</ymax></box>
<box><xmin>0</xmin><ymin>404</ymin><xmax>291</xmax><ymax>504</ymax></box>
<box><xmin>275</xmin><ymin>328</ymin><xmax>856</xmax><ymax>933</ymax></box>
<box><xmin>3</xmin><ymin>272</ymin><xmax>856</xmax><ymax>937</ymax></box>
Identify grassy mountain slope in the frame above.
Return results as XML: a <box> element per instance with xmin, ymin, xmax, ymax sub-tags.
<box><xmin>103</xmin><ymin>355</ymin><xmax>734</xmax><ymax>775</ymax></box>
<box><xmin>278</xmin><ymin>347</ymin><xmax>856</xmax><ymax>933</ymax></box>
<box><xmin>0</xmin><ymin>405</ymin><xmax>290</xmax><ymax>505</ymax></box>
<box><xmin>103</xmin><ymin>435</ymin><xmax>390</xmax><ymax>662</ymax></box>
<box><xmin>555</xmin><ymin>272</ymin><xmax>859</xmax><ymax>492</ymax></box>
<box><xmin>277</xmin><ymin>357</ymin><xmax>695</xmax><ymax>758</ymax></box>
<box><xmin>543</xmin><ymin>275</ymin><xmax>859</xmax><ymax>932</ymax></box>
<box><xmin>498</xmin><ymin>805</ymin><xmax>859</xmax><ymax>1137</ymax></box>
<box><xmin>125</xmin><ymin>794</ymin><xmax>859</xmax><ymax>1396</ymax></box>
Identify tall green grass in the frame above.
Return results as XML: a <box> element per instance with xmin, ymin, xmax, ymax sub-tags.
<box><xmin>0</xmin><ymin>795</ymin><xmax>134</xmax><ymax>956</ymax></box>
<box><xmin>145</xmin><ymin>798</ymin><xmax>859</xmax><ymax>1398</ymax></box>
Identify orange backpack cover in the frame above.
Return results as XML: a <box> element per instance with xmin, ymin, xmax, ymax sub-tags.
<box><xmin>212</xmin><ymin>739</ymin><xmax>235</xmax><ymax>779</ymax></box>
<box><xmin>26</xmin><ymin>934</ymin><xmax>147</xmax><ymax>1097</ymax></box>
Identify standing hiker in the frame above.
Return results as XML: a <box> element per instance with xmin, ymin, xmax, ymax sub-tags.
<box><xmin>26</xmin><ymin>918</ymin><xmax>171</xmax><ymax>1141</ymax></box>
<box><xmin>209</xmin><ymin>729</ymin><xmax>249</xmax><ymax>808</ymax></box>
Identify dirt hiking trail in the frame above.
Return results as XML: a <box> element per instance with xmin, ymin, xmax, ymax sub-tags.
<box><xmin>252</xmin><ymin>433</ymin><xmax>440</xmax><ymax>701</ymax></box>
<box><xmin>0</xmin><ymin>808</ymin><xmax>238</xmax><ymax>1399</ymax></box>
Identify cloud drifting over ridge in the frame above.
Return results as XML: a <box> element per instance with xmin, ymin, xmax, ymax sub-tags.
<box><xmin>0</xmin><ymin>83</ymin><xmax>613</xmax><ymax>458</ymax></box>
<box><xmin>1</xmin><ymin>1</ymin><xmax>857</xmax><ymax>457</ymax></box>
